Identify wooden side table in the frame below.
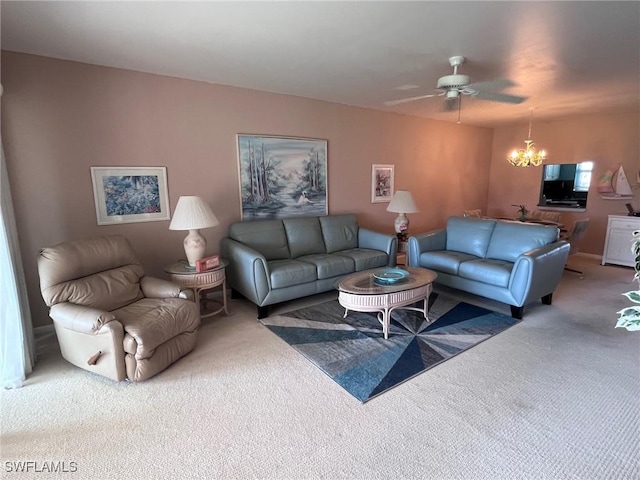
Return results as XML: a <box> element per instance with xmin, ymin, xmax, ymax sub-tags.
<box><xmin>164</xmin><ymin>260</ymin><xmax>229</xmax><ymax>319</ymax></box>
<box><xmin>397</xmin><ymin>240</ymin><xmax>408</xmax><ymax>266</ymax></box>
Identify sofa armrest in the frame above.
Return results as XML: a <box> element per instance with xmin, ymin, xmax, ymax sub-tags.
<box><xmin>220</xmin><ymin>238</ymin><xmax>271</xmax><ymax>305</ymax></box>
<box><xmin>49</xmin><ymin>302</ymin><xmax>117</xmax><ymax>334</ymax></box>
<box><xmin>358</xmin><ymin>228</ymin><xmax>397</xmax><ymax>266</ymax></box>
<box><xmin>407</xmin><ymin>229</ymin><xmax>447</xmax><ymax>267</ymax></box>
<box><xmin>509</xmin><ymin>241</ymin><xmax>571</xmax><ymax>304</ymax></box>
<box><xmin>140</xmin><ymin>276</ymin><xmax>182</xmax><ymax>299</ymax></box>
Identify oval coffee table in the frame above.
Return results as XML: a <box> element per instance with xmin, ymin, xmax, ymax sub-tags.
<box><xmin>337</xmin><ymin>267</ymin><xmax>438</xmax><ymax>339</ymax></box>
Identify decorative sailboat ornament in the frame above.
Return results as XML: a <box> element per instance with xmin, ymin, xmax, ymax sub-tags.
<box><xmin>598</xmin><ymin>164</ymin><xmax>634</xmax><ymax>200</ymax></box>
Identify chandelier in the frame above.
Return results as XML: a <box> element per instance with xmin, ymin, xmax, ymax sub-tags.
<box><xmin>507</xmin><ymin>109</ymin><xmax>547</xmax><ymax>167</ymax></box>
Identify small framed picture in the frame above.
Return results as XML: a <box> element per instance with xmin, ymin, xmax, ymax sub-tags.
<box><xmin>371</xmin><ymin>164</ymin><xmax>394</xmax><ymax>203</ymax></box>
<box><xmin>90</xmin><ymin>166</ymin><xmax>170</xmax><ymax>225</ymax></box>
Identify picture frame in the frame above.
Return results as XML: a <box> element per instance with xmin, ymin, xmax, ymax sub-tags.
<box><xmin>371</xmin><ymin>164</ymin><xmax>394</xmax><ymax>203</ymax></box>
<box><xmin>237</xmin><ymin>134</ymin><xmax>328</xmax><ymax>220</ymax></box>
<box><xmin>90</xmin><ymin>166</ymin><xmax>170</xmax><ymax>225</ymax></box>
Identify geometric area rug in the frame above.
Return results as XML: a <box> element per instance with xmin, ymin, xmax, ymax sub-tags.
<box><xmin>260</xmin><ymin>293</ymin><xmax>521</xmax><ymax>402</ymax></box>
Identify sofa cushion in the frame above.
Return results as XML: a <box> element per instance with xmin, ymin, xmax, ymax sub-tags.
<box><xmin>282</xmin><ymin>217</ymin><xmax>327</xmax><ymax>259</ymax></box>
<box><xmin>418</xmin><ymin>251</ymin><xmax>479</xmax><ymax>275</ymax></box>
<box><xmin>229</xmin><ymin>219</ymin><xmax>290</xmax><ymax>260</ymax></box>
<box><xmin>446</xmin><ymin>217</ymin><xmax>496</xmax><ymax>258</ymax></box>
<box><xmin>486</xmin><ymin>222</ymin><xmax>559</xmax><ymax>263</ymax></box>
<box><xmin>457</xmin><ymin>259</ymin><xmax>513</xmax><ymax>288</ymax></box>
<box><xmin>334</xmin><ymin>248</ymin><xmax>388</xmax><ymax>271</ymax></box>
<box><xmin>319</xmin><ymin>214</ymin><xmax>359</xmax><ymax>253</ymax></box>
<box><xmin>296</xmin><ymin>254</ymin><xmax>355</xmax><ymax>280</ymax></box>
<box><xmin>267</xmin><ymin>259</ymin><xmax>318</xmax><ymax>289</ymax></box>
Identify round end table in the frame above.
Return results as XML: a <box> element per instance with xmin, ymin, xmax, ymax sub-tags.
<box><xmin>164</xmin><ymin>259</ymin><xmax>230</xmax><ymax>319</ymax></box>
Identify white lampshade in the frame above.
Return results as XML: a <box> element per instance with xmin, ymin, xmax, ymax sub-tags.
<box><xmin>169</xmin><ymin>196</ymin><xmax>219</xmax><ymax>267</ymax></box>
<box><xmin>169</xmin><ymin>196</ymin><xmax>219</xmax><ymax>231</ymax></box>
<box><xmin>386</xmin><ymin>191</ymin><xmax>419</xmax><ymax>235</ymax></box>
<box><xmin>386</xmin><ymin>191</ymin><xmax>419</xmax><ymax>214</ymax></box>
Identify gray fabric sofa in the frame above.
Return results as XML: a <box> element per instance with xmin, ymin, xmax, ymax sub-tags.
<box><xmin>408</xmin><ymin>216</ymin><xmax>570</xmax><ymax>318</ymax></box>
<box><xmin>220</xmin><ymin>214</ymin><xmax>397</xmax><ymax>318</ymax></box>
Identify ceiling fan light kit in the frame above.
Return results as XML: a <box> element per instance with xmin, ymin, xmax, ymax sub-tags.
<box><xmin>507</xmin><ymin>109</ymin><xmax>547</xmax><ymax>167</ymax></box>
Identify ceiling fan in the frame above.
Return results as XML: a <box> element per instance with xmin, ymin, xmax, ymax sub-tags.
<box><xmin>384</xmin><ymin>56</ymin><xmax>527</xmax><ymax>121</ymax></box>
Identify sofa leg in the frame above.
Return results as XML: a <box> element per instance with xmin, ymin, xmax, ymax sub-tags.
<box><xmin>510</xmin><ymin>305</ymin><xmax>524</xmax><ymax>320</ymax></box>
<box><xmin>541</xmin><ymin>293</ymin><xmax>553</xmax><ymax>305</ymax></box>
<box><xmin>257</xmin><ymin>305</ymin><xmax>269</xmax><ymax>319</ymax></box>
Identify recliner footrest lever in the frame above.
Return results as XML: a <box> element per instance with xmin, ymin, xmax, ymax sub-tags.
<box><xmin>87</xmin><ymin>351</ymin><xmax>102</xmax><ymax>366</ymax></box>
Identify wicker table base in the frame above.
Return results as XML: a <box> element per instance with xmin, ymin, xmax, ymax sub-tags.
<box><xmin>164</xmin><ymin>260</ymin><xmax>229</xmax><ymax>319</ymax></box>
<box><xmin>337</xmin><ymin>267</ymin><xmax>437</xmax><ymax>339</ymax></box>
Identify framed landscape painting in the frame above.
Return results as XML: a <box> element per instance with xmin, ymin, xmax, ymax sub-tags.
<box><xmin>237</xmin><ymin>135</ymin><xmax>328</xmax><ymax>220</ymax></box>
<box><xmin>90</xmin><ymin>166</ymin><xmax>170</xmax><ymax>225</ymax></box>
<box><xmin>372</xmin><ymin>164</ymin><xmax>394</xmax><ymax>203</ymax></box>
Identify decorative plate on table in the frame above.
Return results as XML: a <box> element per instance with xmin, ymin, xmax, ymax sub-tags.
<box><xmin>372</xmin><ymin>268</ymin><xmax>409</xmax><ymax>285</ymax></box>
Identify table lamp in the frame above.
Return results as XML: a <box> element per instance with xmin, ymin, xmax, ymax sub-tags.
<box><xmin>169</xmin><ymin>196</ymin><xmax>219</xmax><ymax>267</ymax></box>
<box><xmin>386</xmin><ymin>190</ymin><xmax>419</xmax><ymax>236</ymax></box>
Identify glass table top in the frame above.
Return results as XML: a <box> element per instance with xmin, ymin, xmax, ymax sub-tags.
<box><xmin>164</xmin><ymin>259</ymin><xmax>228</xmax><ymax>275</ymax></box>
<box><xmin>337</xmin><ymin>267</ymin><xmax>437</xmax><ymax>295</ymax></box>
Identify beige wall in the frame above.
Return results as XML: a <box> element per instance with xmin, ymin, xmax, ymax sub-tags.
<box><xmin>488</xmin><ymin>111</ymin><xmax>639</xmax><ymax>255</ymax></box>
<box><xmin>2</xmin><ymin>52</ymin><xmax>494</xmax><ymax>327</ymax></box>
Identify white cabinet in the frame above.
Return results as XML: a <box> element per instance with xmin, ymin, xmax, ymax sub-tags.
<box><xmin>602</xmin><ymin>215</ymin><xmax>640</xmax><ymax>267</ymax></box>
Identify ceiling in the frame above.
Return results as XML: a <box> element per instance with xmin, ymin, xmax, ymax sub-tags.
<box><xmin>2</xmin><ymin>1</ymin><xmax>639</xmax><ymax>127</ymax></box>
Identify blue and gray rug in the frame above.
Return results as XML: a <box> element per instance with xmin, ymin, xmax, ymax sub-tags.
<box><xmin>260</xmin><ymin>293</ymin><xmax>521</xmax><ymax>402</ymax></box>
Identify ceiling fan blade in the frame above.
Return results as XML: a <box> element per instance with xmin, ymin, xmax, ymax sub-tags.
<box><xmin>466</xmin><ymin>78</ymin><xmax>516</xmax><ymax>92</ymax></box>
<box><xmin>384</xmin><ymin>92</ymin><xmax>444</xmax><ymax>106</ymax></box>
<box><xmin>472</xmin><ymin>91</ymin><xmax>528</xmax><ymax>104</ymax></box>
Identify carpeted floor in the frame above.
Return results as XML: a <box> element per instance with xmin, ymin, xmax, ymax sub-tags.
<box><xmin>2</xmin><ymin>256</ymin><xmax>639</xmax><ymax>479</ymax></box>
<box><xmin>261</xmin><ymin>294</ymin><xmax>520</xmax><ymax>401</ymax></box>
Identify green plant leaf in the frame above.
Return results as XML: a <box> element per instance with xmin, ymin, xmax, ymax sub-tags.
<box><xmin>613</xmin><ymin>236</ymin><xmax>640</xmax><ymax>331</ymax></box>
<box><xmin>622</xmin><ymin>291</ymin><xmax>640</xmax><ymax>304</ymax></box>
<box><xmin>616</xmin><ymin>316</ymin><xmax>640</xmax><ymax>331</ymax></box>
<box><xmin>617</xmin><ymin>306</ymin><xmax>640</xmax><ymax>318</ymax></box>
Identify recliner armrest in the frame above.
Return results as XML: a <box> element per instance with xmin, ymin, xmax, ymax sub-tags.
<box><xmin>140</xmin><ymin>276</ymin><xmax>182</xmax><ymax>299</ymax></box>
<box><xmin>50</xmin><ymin>302</ymin><xmax>117</xmax><ymax>334</ymax></box>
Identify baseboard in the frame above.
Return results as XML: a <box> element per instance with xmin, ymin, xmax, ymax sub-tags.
<box><xmin>34</xmin><ymin>324</ymin><xmax>55</xmax><ymax>337</ymax></box>
<box><xmin>575</xmin><ymin>252</ymin><xmax>601</xmax><ymax>260</ymax></box>
<box><xmin>33</xmin><ymin>324</ymin><xmax>60</xmax><ymax>357</ymax></box>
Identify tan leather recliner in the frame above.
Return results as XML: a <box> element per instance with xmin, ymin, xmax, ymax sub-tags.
<box><xmin>37</xmin><ymin>235</ymin><xmax>200</xmax><ymax>382</ymax></box>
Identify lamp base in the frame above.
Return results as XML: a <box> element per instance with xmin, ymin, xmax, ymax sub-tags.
<box><xmin>394</xmin><ymin>213</ymin><xmax>409</xmax><ymax>235</ymax></box>
<box><xmin>183</xmin><ymin>229</ymin><xmax>206</xmax><ymax>267</ymax></box>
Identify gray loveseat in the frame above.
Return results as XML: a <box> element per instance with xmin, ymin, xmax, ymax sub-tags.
<box><xmin>408</xmin><ymin>216</ymin><xmax>570</xmax><ymax>318</ymax></box>
<box><xmin>220</xmin><ymin>214</ymin><xmax>397</xmax><ymax>318</ymax></box>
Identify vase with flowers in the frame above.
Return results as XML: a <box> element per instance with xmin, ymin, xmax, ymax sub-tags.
<box><xmin>512</xmin><ymin>204</ymin><xmax>528</xmax><ymax>221</ymax></box>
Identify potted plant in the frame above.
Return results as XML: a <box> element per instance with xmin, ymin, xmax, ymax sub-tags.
<box><xmin>512</xmin><ymin>204</ymin><xmax>528</xmax><ymax>221</ymax></box>
<box><xmin>616</xmin><ymin>230</ymin><xmax>640</xmax><ymax>331</ymax></box>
